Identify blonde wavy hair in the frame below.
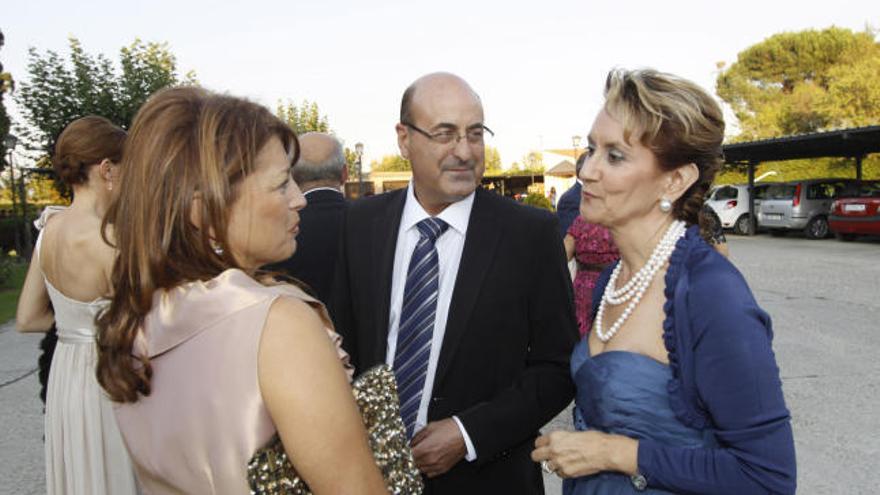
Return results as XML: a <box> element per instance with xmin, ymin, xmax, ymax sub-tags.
<box><xmin>604</xmin><ymin>68</ymin><xmax>725</xmax><ymax>238</ymax></box>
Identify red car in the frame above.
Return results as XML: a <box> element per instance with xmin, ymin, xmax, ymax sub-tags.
<box><xmin>829</xmin><ymin>180</ymin><xmax>880</xmax><ymax>240</ymax></box>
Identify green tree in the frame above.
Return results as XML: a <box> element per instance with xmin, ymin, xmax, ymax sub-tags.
<box><xmin>484</xmin><ymin>145</ymin><xmax>502</xmax><ymax>175</ymax></box>
<box><xmin>522</xmin><ymin>193</ymin><xmax>554</xmax><ymax>211</ymax></box>
<box><xmin>0</xmin><ymin>29</ymin><xmax>14</xmax><ymax>172</ymax></box>
<box><xmin>343</xmin><ymin>147</ymin><xmax>361</xmax><ymax>181</ymax></box>
<box><xmin>16</xmin><ymin>36</ymin><xmax>195</xmax><ymax>155</ymax></box>
<box><xmin>370</xmin><ymin>154</ymin><xmax>411</xmax><ymax>172</ymax></box>
<box><xmin>716</xmin><ymin>27</ymin><xmax>880</xmax><ymax>180</ymax></box>
<box><xmin>717</xmin><ymin>27</ymin><xmax>880</xmax><ymax>140</ymax></box>
<box><xmin>276</xmin><ymin>99</ymin><xmax>329</xmax><ymax>135</ymax></box>
<box><xmin>14</xmin><ymin>36</ymin><xmax>195</xmax><ymax>197</ymax></box>
<box><xmin>518</xmin><ymin>150</ymin><xmax>545</xmax><ymax>173</ymax></box>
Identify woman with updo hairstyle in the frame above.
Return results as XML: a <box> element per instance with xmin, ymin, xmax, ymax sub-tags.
<box><xmin>532</xmin><ymin>69</ymin><xmax>796</xmax><ymax>494</ymax></box>
<box><xmin>16</xmin><ymin>116</ymin><xmax>138</xmax><ymax>495</ymax></box>
<box><xmin>95</xmin><ymin>86</ymin><xmax>392</xmax><ymax>494</ymax></box>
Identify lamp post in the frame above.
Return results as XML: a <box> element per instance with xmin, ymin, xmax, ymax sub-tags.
<box><xmin>355</xmin><ymin>142</ymin><xmax>364</xmax><ymax>198</ymax></box>
<box><xmin>3</xmin><ymin>133</ymin><xmax>20</xmax><ymax>255</ymax></box>
<box><xmin>4</xmin><ymin>133</ymin><xmax>17</xmax><ymax>209</ymax></box>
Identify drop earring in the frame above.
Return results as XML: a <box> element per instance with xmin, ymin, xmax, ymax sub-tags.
<box><xmin>210</xmin><ymin>240</ymin><xmax>223</xmax><ymax>256</ymax></box>
<box><xmin>659</xmin><ymin>198</ymin><xmax>673</xmax><ymax>213</ymax></box>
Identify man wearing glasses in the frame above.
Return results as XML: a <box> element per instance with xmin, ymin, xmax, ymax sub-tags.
<box><xmin>332</xmin><ymin>72</ymin><xmax>577</xmax><ymax>494</ymax></box>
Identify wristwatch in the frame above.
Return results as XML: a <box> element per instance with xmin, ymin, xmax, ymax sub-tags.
<box><xmin>630</xmin><ymin>474</ymin><xmax>647</xmax><ymax>491</ymax></box>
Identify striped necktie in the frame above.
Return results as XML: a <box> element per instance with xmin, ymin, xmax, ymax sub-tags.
<box><xmin>394</xmin><ymin>217</ymin><xmax>449</xmax><ymax>438</ymax></box>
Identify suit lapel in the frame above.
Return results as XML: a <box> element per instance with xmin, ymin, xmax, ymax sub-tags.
<box><xmin>371</xmin><ymin>189</ymin><xmax>407</xmax><ymax>364</ymax></box>
<box><xmin>434</xmin><ymin>188</ymin><xmax>502</xmax><ymax>388</ymax></box>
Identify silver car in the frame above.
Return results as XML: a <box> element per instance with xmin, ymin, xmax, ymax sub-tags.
<box><xmin>758</xmin><ymin>178</ymin><xmax>856</xmax><ymax>239</ymax></box>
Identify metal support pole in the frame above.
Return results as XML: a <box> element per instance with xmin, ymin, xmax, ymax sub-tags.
<box><xmin>357</xmin><ymin>158</ymin><xmax>363</xmax><ymax>197</ymax></box>
<box><xmin>18</xmin><ymin>172</ymin><xmax>32</xmax><ymax>259</ymax></box>
<box><xmin>747</xmin><ymin>160</ymin><xmax>757</xmax><ymax>235</ymax></box>
<box><xmin>855</xmin><ymin>155</ymin><xmax>863</xmax><ymax>182</ymax></box>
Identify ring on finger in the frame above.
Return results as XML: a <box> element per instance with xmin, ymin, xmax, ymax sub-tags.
<box><xmin>541</xmin><ymin>460</ymin><xmax>555</xmax><ymax>474</ymax></box>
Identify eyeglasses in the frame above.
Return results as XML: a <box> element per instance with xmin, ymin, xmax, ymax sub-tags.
<box><xmin>402</xmin><ymin>122</ymin><xmax>494</xmax><ymax>145</ymax></box>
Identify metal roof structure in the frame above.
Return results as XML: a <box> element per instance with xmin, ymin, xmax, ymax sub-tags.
<box><xmin>723</xmin><ymin>126</ymin><xmax>880</xmax><ymax>164</ymax></box>
<box><xmin>720</xmin><ymin>125</ymin><xmax>879</xmax><ymax>235</ymax></box>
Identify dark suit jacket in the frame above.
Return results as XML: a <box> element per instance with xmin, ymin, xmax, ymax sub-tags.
<box><xmin>267</xmin><ymin>188</ymin><xmax>346</xmax><ymax>303</ymax></box>
<box><xmin>556</xmin><ymin>181</ymin><xmax>582</xmax><ymax>238</ymax></box>
<box><xmin>331</xmin><ymin>187</ymin><xmax>578</xmax><ymax>494</ymax></box>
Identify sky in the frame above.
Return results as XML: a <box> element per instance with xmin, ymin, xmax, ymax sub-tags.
<box><xmin>4</xmin><ymin>0</ymin><xmax>879</xmax><ymax>169</ymax></box>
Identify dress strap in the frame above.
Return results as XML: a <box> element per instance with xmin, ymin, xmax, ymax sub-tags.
<box><xmin>32</xmin><ymin>206</ymin><xmax>68</xmax><ymax>266</ymax></box>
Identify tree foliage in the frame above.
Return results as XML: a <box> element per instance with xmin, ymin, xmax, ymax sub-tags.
<box><xmin>276</xmin><ymin>99</ymin><xmax>329</xmax><ymax>135</ymax></box>
<box><xmin>510</xmin><ymin>150</ymin><xmax>545</xmax><ymax>174</ymax></box>
<box><xmin>522</xmin><ymin>192</ymin><xmax>554</xmax><ymax>211</ymax></box>
<box><xmin>0</xmin><ymin>29</ymin><xmax>13</xmax><ymax>172</ymax></box>
<box><xmin>484</xmin><ymin>145</ymin><xmax>502</xmax><ymax>174</ymax></box>
<box><xmin>16</xmin><ymin>36</ymin><xmax>196</xmax><ymax>156</ymax></box>
<box><xmin>715</xmin><ymin>27</ymin><xmax>880</xmax><ymax>182</ymax></box>
<box><xmin>370</xmin><ymin>154</ymin><xmax>411</xmax><ymax>172</ymax></box>
<box><xmin>717</xmin><ymin>27</ymin><xmax>880</xmax><ymax>140</ymax></box>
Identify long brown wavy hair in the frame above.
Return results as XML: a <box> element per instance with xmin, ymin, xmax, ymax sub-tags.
<box><xmin>96</xmin><ymin>86</ymin><xmax>299</xmax><ymax>403</ymax></box>
<box><xmin>603</xmin><ymin>68</ymin><xmax>725</xmax><ymax>241</ymax></box>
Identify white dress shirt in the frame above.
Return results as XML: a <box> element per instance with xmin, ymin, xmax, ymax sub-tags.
<box><xmin>385</xmin><ymin>183</ymin><xmax>478</xmax><ymax>461</ymax></box>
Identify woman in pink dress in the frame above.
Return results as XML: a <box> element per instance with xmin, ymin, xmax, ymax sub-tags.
<box><xmin>564</xmin><ymin>215</ymin><xmax>619</xmax><ymax>336</ymax></box>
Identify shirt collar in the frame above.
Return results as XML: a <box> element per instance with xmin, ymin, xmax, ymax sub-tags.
<box><xmin>304</xmin><ymin>186</ymin><xmax>343</xmax><ymax>195</ymax></box>
<box><xmin>400</xmin><ymin>181</ymin><xmax>475</xmax><ymax>236</ymax></box>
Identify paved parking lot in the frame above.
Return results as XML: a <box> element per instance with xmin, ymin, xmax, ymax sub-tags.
<box><xmin>1</xmin><ymin>234</ymin><xmax>878</xmax><ymax>494</ymax></box>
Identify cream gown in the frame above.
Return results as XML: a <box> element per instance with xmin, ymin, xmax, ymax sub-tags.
<box><xmin>37</xmin><ymin>207</ymin><xmax>138</xmax><ymax>495</ymax></box>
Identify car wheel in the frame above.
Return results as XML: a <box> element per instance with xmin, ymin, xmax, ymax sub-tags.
<box><xmin>805</xmin><ymin>216</ymin><xmax>829</xmax><ymax>239</ymax></box>
<box><xmin>733</xmin><ymin>214</ymin><xmax>752</xmax><ymax>235</ymax></box>
<box><xmin>835</xmin><ymin>232</ymin><xmax>857</xmax><ymax>242</ymax></box>
<box><xmin>769</xmin><ymin>229</ymin><xmax>787</xmax><ymax>237</ymax></box>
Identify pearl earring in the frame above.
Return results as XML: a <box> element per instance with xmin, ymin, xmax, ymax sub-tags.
<box><xmin>659</xmin><ymin>198</ymin><xmax>673</xmax><ymax>213</ymax></box>
<box><xmin>210</xmin><ymin>240</ymin><xmax>223</xmax><ymax>256</ymax></box>
<box><xmin>107</xmin><ymin>182</ymin><xmax>113</xmax><ymax>192</ymax></box>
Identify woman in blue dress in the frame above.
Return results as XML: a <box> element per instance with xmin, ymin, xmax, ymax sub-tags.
<box><xmin>531</xmin><ymin>69</ymin><xmax>796</xmax><ymax>494</ymax></box>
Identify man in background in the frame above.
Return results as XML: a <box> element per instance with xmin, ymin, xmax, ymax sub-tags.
<box><xmin>267</xmin><ymin>132</ymin><xmax>347</xmax><ymax>303</ymax></box>
<box><xmin>555</xmin><ymin>152</ymin><xmax>586</xmax><ymax>238</ymax></box>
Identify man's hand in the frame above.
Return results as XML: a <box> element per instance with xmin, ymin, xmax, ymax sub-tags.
<box><xmin>411</xmin><ymin>418</ymin><xmax>467</xmax><ymax>478</ymax></box>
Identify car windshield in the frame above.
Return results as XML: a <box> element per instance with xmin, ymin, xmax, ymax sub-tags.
<box><xmin>838</xmin><ymin>181</ymin><xmax>880</xmax><ymax>198</ymax></box>
<box><xmin>765</xmin><ymin>184</ymin><xmax>796</xmax><ymax>200</ymax></box>
<box><xmin>712</xmin><ymin>186</ymin><xmax>738</xmax><ymax>200</ymax></box>
<box><xmin>754</xmin><ymin>184</ymin><xmax>771</xmax><ymax>199</ymax></box>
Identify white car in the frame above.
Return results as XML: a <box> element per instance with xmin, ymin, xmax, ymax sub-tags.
<box><xmin>706</xmin><ymin>184</ymin><xmax>772</xmax><ymax>235</ymax></box>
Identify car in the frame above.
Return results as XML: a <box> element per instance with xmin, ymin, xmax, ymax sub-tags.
<box><xmin>705</xmin><ymin>183</ymin><xmax>772</xmax><ymax>235</ymax></box>
<box><xmin>758</xmin><ymin>178</ymin><xmax>856</xmax><ymax>239</ymax></box>
<box><xmin>829</xmin><ymin>180</ymin><xmax>880</xmax><ymax>241</ymax></box>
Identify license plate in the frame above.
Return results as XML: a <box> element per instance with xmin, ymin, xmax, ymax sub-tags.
<box><xmin>764</xmin><ymin>213</ymin><xmax>783</xmax><ymax>219</ymax></box>
<box><xmin>844</xmin><ymin>204</ymin><xmax>866</xmax><ymax>212</ymax></box>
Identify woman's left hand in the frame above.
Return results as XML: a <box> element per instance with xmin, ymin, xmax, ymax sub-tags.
<box><xmin>530</xmin><ymin>430</ymin><xmax>639</xmax><ymax>479</ymax></box>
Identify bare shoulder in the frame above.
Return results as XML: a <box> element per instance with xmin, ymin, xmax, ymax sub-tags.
<box><xmin>260</xmin><ymin>296</ymin><xmax>333</xmax><ymax>360</ymax></box>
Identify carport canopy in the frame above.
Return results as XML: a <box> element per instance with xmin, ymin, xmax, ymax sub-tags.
<box><xmin>720</xmin><ymin>125</ymin><xmax>880</xmax><ymax>234</ymax></box>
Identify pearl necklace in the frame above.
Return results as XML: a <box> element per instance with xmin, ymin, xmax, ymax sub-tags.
<box><xmin>594</xmin><ymin>220</ymin><xmax>687</xmax><ymax>343</ymax></box>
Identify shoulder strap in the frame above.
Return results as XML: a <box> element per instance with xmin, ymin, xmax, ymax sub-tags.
<box><xmin>32</xmin><ymin>206</ymin><xmax>68</xmax><ymax>265</ymax></box>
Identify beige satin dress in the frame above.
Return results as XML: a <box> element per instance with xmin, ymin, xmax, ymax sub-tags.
<box><xmin>113</xmin><ymin>269</ymin><xmax>351</xmax><ymax>494</ymax></box>
<box><xmin>36</xmin><ymin>207</ymin><xmax>139</xmax><ymax>495</ymax></box>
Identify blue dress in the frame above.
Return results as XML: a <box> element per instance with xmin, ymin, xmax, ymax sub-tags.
<box><xmin>562</xmin><ymin>226</ymin><xmax>796</xmax><ymax>494</ymax></box>
<box><xmin>563</xmin><ymin>339</ymin><xmax>716</xmax><ymax>495</ymax></box>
